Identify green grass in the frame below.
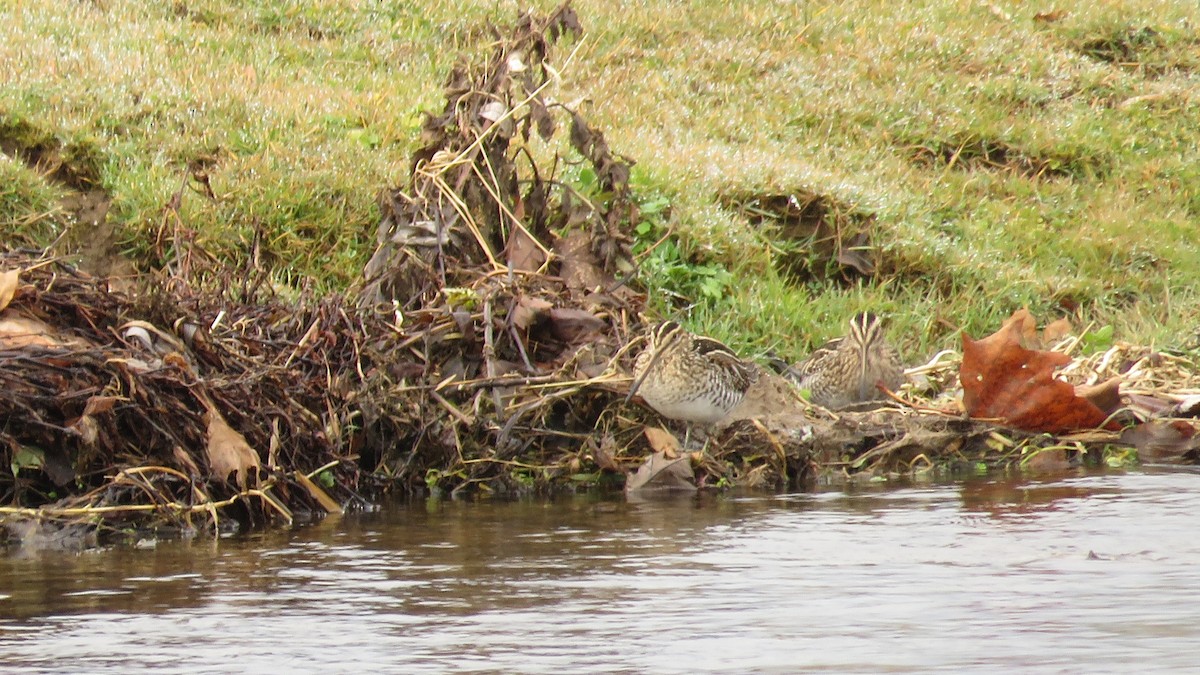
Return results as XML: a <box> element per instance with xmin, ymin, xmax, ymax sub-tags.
<box><xmin>2</xmin><ymin>0</ymin><xmax>1198</xmax><ymax>364</ymax></box>
<box><xmin>0</xmin><ymin>155</ymin><xmax>69</xmax><ymax>247</ymax></box>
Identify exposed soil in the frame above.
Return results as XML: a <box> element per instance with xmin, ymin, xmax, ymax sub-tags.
<box><xmin>721</xmin><ymin>190</ymin><xmax>878</xmax><ymax>284</ymax></box>
<box><xmin>0</xmin><ymin>121</ymin><xmax>135</xmax><ymax>281</ymax></box>
<box><xmin>906</xmin><ymin>136</ymin><xmax>1093</xmax><ymax>180</ymax></box>
<box><xmin>1070</xmin><ymin>25</ymin><xmax>1198</xmax><ymax>78</ymax></box>
<box><xmin>60</xmin><ymin>189</ymin><xmax>136</xmax><ymax>281</ymax></box>
<box><xmin>0</xmin><ymin>131</ymin><xmax>99</xmax><ymax>192</ymax></box>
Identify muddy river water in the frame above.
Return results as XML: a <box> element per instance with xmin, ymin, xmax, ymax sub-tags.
<box><xmin>2</xmin><ymin>468</ymin><xmax>1200</xmax><ymax>673</ymax></box>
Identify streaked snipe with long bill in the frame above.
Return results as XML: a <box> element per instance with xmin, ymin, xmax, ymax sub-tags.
<box><xmin>626</xmin><ymin>321</ymin><xmax>758</xmax><ymax>443</ymax></box>
<box><xmin>778</xmin><ymin>312</ymin><xmax>903</xmax><ymax>409</ymax></box>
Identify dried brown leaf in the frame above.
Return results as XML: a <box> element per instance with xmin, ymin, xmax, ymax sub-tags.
<box><xmin>1172</xmin><ymin>395</ymin><xmax>1200</xmax><ymax>418</ymax></box>
<box><xmin>68</xmin><ymin>415</ymin><xmax>100</xmax><ymax>447</ymax></box>
<box><xmin>554</xmin><ymin>231</ymin><xmax>609</xmax><ymax>293</ymax></box>
<box><xmin>547</xmin><ymin>4</ymin><xmax>583</xmax><ymax>41</ymax></box>
<box><xmin>547</xmin><ymin>307</ymin><xmax>606</xmax><ymax>344</ymax></box>
<box><xmin>529</xmin><ymin>97</ymin><xmax>555</xmax><ymax>141</ymax></box>
<box><xmin>40</xmin><ymin>447</ymin><xmax>76</xmax><ymax>487</ymax></box>
<box><xmin>593</xmin><ymin>435</ymin><xmax>622</xmax><ymax>472</ymax></box>
<box><xmin>643</xmin><ymin>426</ymin><xmax>681</xmax><ymax>457</ymax></box>
<box><xmin>505</xmin><ymin>228</ymin><xmax>546</xmax><ymax>272</ymax></box>
<box><xmin>625</xmin><ymin>450</ymin><xmax>695</xmax><ymax>493</ymax></box>
<box><xmin>0</xmin><ymin>314</ymin><xmax>67</xmax><ymax>349</ymax></box>
<box><xmin>1041</xmin><ymin>318</ymin><xmax>1073</xmax><ymax>346</ymax></box>
<box><xmin>1076</xmin><ymin>378</ymin><xmax>1123</xmax><ymax>417</ymax></box>
<box><xmin>81</xmin><ymin>395</ymin><xmax>122</xmax><ymax>417</ymax></box>
<box><xmin>961</xmin><ymin>310</ymin><xmax>1115</xmax><ymax>433</ymax></box>
<box><xmin>173</xmin><ymin>445</ymin><xmax>202</xmax><ymax>478</ymax></box>
<box><xmin>204</xmin><ymin>408</ymin><xmax>261</xmax><ymax>488</ymax></box>
<box><xmin>1126</xmin><ymin>392</ymin><xmax>1177</xmax><ymax>418</ymax></box>
<box><xmin>511</xmin><ymin>295</ymin><xmax>552</xmax><ymax>330</ymax></box>
<box><xmin>1120</xmin><ymin>421</ymin><xmax>1200</xmax><ymax>463</ymax></box>
<box><xmin>1012</xmin><ymin>307</ymin><xmax>1039</xmax><ymax>347</ymax></box>
<box><xmin>0</xmin><ymin>269</ymin><xmax>18</xmax><ymax>311</ymax></box>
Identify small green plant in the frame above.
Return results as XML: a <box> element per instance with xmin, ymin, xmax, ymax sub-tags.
<box><xmin>1080</xmin><ymin>324</ymin><xmax>1115</xmax><ymax>354</ymax></box>
<box><xmin>1104</xmin><ymin>446</ymin><xmax>1137</xmax><ymax>468</ymax></box>
<box><xmin>632</xmin><ymin>192</ymin><xmax>735</xmax><ymax>310</ymax></box>
<box><xmin>510</xmin><ymin>469</ymin><xmax>536</xmax><ymax>489</ymax></box>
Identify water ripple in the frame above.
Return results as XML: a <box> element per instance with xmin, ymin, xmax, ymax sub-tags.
<box><xmin>2</xmin><ymin>470</ymin><xmax>1200</xmax><ymax>672</ymax></box>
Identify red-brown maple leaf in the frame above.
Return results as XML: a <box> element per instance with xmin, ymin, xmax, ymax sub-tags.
<box><xmin>960</xmin><ymin>311</ymin><xmax>1121</xmax><ymax>433</ymax></box>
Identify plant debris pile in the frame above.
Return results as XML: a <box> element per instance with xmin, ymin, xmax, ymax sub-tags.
<box><xmin>353</xmin><ymin>3</ymin><xmax>674</xmax><ymax>494</ymax></box>
<box><xmin>0</xmin><ymin>5</ymin><xmax>823</xmax><ymax>546</ymax></box>
<box><xmin>0</xmin><ymin>249</ymin><xmax>363</xmax><ymax>542</ymax></box>
<box><xmin>361</xmin><ymin>3</ymin><xmax>633</xmax><ymax>308</ymax></box>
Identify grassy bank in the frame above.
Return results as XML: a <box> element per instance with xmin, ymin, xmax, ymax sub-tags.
<box><xmin>2</xmin><ymin>0</ymin><xmax>1198</xmax><ymax>364</ymax></box>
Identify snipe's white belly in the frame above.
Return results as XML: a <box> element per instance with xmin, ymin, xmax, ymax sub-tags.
<box><xmin>637</xmin><ymin>383</ymin><xmax>739</xmax><ymax>424</ymax></box>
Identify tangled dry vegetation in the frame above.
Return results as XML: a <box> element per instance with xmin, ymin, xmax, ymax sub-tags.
<box><xmin>0</xmin><ymin>252</ymin><xmax>356</xmax><ymax>548</ymax></box>
<box><xmin>3</xmin><ymin>4</ymin><xmax>1200</xmax><ymax>547</ymax></box>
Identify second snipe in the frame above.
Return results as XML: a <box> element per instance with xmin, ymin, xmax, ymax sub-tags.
<box><xmin>776</xmin><ymin>311</ymin><xmax>903</xmax><ymax>409</ymax></box>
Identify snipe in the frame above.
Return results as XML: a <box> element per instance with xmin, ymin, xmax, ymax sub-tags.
<box><xmin>627</xmin><ymin>321</ymin><xmax>758</xmax><ymax>444</ymax></box>
<box><xmin>778</xmin><ymin>312</ymin><xmax>903</xmax><ymax>409</ymax></box>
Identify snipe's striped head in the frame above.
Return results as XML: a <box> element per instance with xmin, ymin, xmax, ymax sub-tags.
<box><xmin>848</xmin><ymin>312</ymin><xmax>885</xmax><ymax>349</ymax></box>
<box><xmin>627</xmin><ymin>321</ymin><xmax>687</xmax><ymax>403</ymax></box>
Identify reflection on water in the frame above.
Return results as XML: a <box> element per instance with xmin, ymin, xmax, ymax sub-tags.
<box><xmin>3</xmin><ymin>468</ymin><xmax>1200</xmax><ymax>673</ymax></box>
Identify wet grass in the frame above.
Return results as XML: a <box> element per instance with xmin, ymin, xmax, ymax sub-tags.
<box><xmin>0</xmin><ymin>156</ymin><xmax>70</xmax><ymax>248</ymax></box>
<box><xmin>1</xmin><ymin>0</ymin><xmax>1198</xmax><ymax>362</ymax></box>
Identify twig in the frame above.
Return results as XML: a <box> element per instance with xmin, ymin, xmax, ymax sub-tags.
<box><xmin>878</xmin><ymin>386</ymin><xmax>959</xmax><ymax>416</ymax></box>
<box><xmin>283</xmin><ymin>317</ymin><xmax>322</xmax><ymax>369</ymax></box>
<box><xmin>430</xmin><ymin>390</ymin><xmax>474</xmax><ymax>426</ymax></box>
<box><xmin>482</xmin><ymin>296</ymin><xmax>504</xmax><ymax>419</ymax></box>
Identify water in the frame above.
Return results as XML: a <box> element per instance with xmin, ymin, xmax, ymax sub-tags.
<box><xmin>3</xmin><ymin>468</ymin><xmax>1200</xmax><ymax>673</ymax></box>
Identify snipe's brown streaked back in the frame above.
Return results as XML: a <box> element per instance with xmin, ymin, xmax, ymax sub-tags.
<box><xmin>779</xmin><ymin>312</ymin><xmax>903</xmax><ymax>409</ymax></box>
<box><xmin>627</xmin><ymin>321</ymin><xmax>758</xmax><ymax>432</ymax></box>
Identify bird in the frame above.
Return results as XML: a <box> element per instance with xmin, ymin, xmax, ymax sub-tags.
<box><xmin>775</xmin><ymin>312</ymin><xmax>903</xmax><ymax>409</ymax></box>
<box><xmin>626</xmin><ymin>321</ymin><xmax>759</xmax><ymax>446</ymax></box>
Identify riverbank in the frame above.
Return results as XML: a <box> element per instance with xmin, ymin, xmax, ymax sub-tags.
<box><xmin>2</xmin><ymin>2</ymin><xmax>1200</xmax><ymax>545</ymax></box>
